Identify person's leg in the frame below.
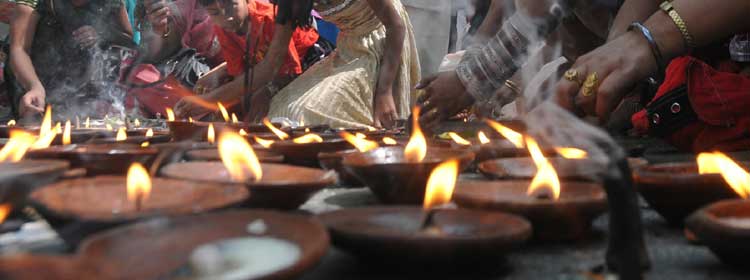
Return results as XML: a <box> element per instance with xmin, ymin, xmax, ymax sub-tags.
<box><xmin>401</xmin><ymin>0</ymin><xmax>451</xmax><ymax>76</ymax></box>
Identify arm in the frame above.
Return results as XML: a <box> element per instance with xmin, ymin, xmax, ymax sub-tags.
<box><xmin>140</xmin><ymin>0</ymin><xmax>182</xmax><ymax>62</ymax></box>
<box><xmin>9</xmin><ymin>4</ymin><xmax>45</xmax><ymax>115</ymax></box>
<box><xmin>367</xmin><ymin>0</ymin><xmax>405</xmax><ymax>97</ymax></box>
<box><xmin>606</xmin><ymin>0</ymin><xmax>659</xmax><ymax>41</ymax></box>
<box><xmin>470</xmin><ymin>0</ymin><xmax>514</xmax><ymax>46</ymax></box>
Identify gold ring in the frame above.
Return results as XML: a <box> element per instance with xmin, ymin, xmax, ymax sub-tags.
<box><xmin>581</xmin><ymin>72</ymin><xmax>598</xmax><ymax>97</ymax></box>
<box><xmin>564</xmin><ymin>69</ymin><xmax>582</xmax><ymax>85</ymax></box>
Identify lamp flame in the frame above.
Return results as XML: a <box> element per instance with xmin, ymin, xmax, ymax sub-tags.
<box><xmin>447</xmin><ymin>132</ymin><xmax>471</xmax><ymax>146</ymax></box>
<box><xmin>486</xmin><ymin>119</ymin><xmax>524</xmax><ymax>148</ymax></box>
<box><xmin>355</xmin><ymin>133</ymin><xmax>366</xmax><ymax>139</ymax></box>
<box><xmin>423</xmin><ymin>159</ymin><xmax>460</xmax><ymax>208</ymax></box>
<box><xmin>478</xmin><ymin>131</ymin><xmax>490</xmax><ymax>144</ymax></box>
<box><xmin>293</xmin><ymin>133</ymin><xmax>323</xmax><ymax>144</ymax></box>
<box><xmin>31</xmin><ymin>106</ymin><xmax>56</xmax><ymax>149</ymax></box>
<box><xmin>141</xmin><ymin>142</ymin><xmax>150</xmax><ymax>147</ymax></box>
<box><xmin>341</xmin><ymin>132</ymin><xmax>379</xmax><ymax>152</ymax></box>
<box><xmin>404</xmin><ymin>107</ymin><xmax>427</xmax><ymax>162</ymax></box>
<box><xmin>218</xmin><ymin>102</ymin><xmax>230</xmax><ymax>122</ymax></box>
<box><xmin>207</xmin><ymin>123</ymin><xmax>215</xmax><ymax>144</ymax></box>
<box><xmin>166</xmin><ymin>108</ymin><xmax>175</xmax><ymax>122</ymax></box>
<box><xmin>239</xmin><ymin>129</ymin><xmax>248</xmax><ymax>136</ymax></box>
<box><xmin>697</xmin><ymin>152</ymin><xmax>750</xmax><ymax>199</ymax></box>
<box><xmin>0</xmin><ymin>130</ymin><xmax>36</xmax><ymax>162</ymax></box>
<box><xmin>6</xmin><ymin>120</ymin><xmax>15</xmax><ymax>126</ymax></box>
<box><xmin>254</xmin><ymin>136</ymin><xmax>274</xmax><ymax>148</ymax></box>
<box><xmin>231</xmin><ymin>113</ymin><xmax>239</xmax><ymax>124</ymax></box>
<box><xmin>116</xmin><ymin>127</ymin><xmax>127</xmax><ymax>141</ymax></box>
<box><xmin>555</xmin><ymin>147</ymin><xmax>588</xmax><ymax>159</ymax></box>
<box><xmin>0</xmin><ymin>204</ymin><xmax>10</xmax><ymax>224</ymax></box>
<box><xmin>63</xmin><ymin>120</ymin><xmax>72</xmax><ymax>145</ymax></box>
<box><xmin>133</xmin><ymin>119</ymin><xmax>140</xmax><ymax>127</ymax></box>
<box><xmin>219</xmin><ymin>131</ymin><xmax>263</xmax><ymax>182</ymax></box>
<box><xmin>382</xmin><ymin>137</ymin><xmax>398</xmax><ymax>145</ymax></box>
<box><xmin>145</xmin><ymin>128</ymin><xmax>154</xmax><ymax>138</ymax></box>
<box><xmin>127</xmin><ymin>162</ymin><xmax>152</xmax><ymax>202</ymax></box>
<box><xmin>263</xmin><ymin>118</ymin><xmax>288</xmax><ymax>140</ymax></box>
<box><xmin>85</xmin><ymin>117</ymin><xmax>90</xmax><ymax>128</ymax></box>
<box><xmin>526</xmin><ymin>137</ymin><xmax>561</xmax><ymax>200</ymax></box>
<box><xmin>189</xmin><ymin>117</ymin><xmax>194</xmax><ymax>123</ymax></box>
<box><xmin>106</xmin><ymin>124</ymin><xmax>113</xmax><ymax>131</ymax></box>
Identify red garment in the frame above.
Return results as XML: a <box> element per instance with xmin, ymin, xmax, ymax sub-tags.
<box><xmin>632</xmin><ymin>56</ymin><xmax>750</xmax><ymax>152</ymax></box>
<box><xmin>215</xmin><ymin>0</ymin><xmax>319</xmax><ymax>77</ymax></box>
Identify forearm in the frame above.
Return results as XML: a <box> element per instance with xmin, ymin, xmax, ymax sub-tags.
<box><xmin>9</xmin><ymin>6</ymin><xmax>43</xmax><ymax>93</ymax></box>
<box><xmin>471</xmin><ymin>0</ymin><xmax>514</xmax><ymax>46</ymax></box>
<box><xmin>207</xmin><ymin>75</ymin><xmax>246</xmax><ymax>104</ymax></box>
<box><xmin>250</xmin><ymin>24</ymin><xmax>294</xmax><ymax>93</ymax></box>
<box><xmin>456</xmin><ymin>0</ymin><xmax>573</xmax><ymax>103</ymax></box>
<box><xmin>376</xmin><ymin>21</ymin><xmax>405</xmax><ymax>95</ymax></box>
<box><xmin>10</xmin><ymin>48</ymin><xmax>43</xmax><ymax>93</ymax></box>
<box><xmin>141</xmin><ymin>29</ymin><xmax>182</xmax><ymax>62</ymax></box>
<box><xmin>607</xmin><ymin>0</ymin><xmax>659</xmax><ymax>41</ymax></box>
<box><xmin>648</xmin><ymin>0</ymin><xmax>750</xmax><ymax>62</ymax></box>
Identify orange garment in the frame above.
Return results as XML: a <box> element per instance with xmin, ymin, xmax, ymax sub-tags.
<box><xmin>215</xmin><ymin>0</ymin><xmax>319</xmax><ymax>77</ymax></box>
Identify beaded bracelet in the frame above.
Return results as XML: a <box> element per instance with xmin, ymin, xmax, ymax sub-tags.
<box><xmin>629</xmin><ymin>22</ymin><xmax>665</xmax><ymax>77</ymax></box>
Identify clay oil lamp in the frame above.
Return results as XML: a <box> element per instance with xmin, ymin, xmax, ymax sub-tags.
<box><xmin>686</xmin><ymin>196</ymin><xmax>750</xmax><ymax>267</ymax></box>
<box><xmin>70</xmin><ymin>210</ymin><xmax>329</xmax><ymax>279</ymax></box>
<box><xmin>633</xmin><ymin>151</ymin><xmax>746</xmax><ymax>225</ymax></box>
<box><xmin>91</xmin><ymin>127</ymin><xmax>171</xmax><ymax>146</ymax></box>
<box><xmin>341</xmin><ymin>107</ymin><xmax>474</xmax><ymax>204</ymax></box>
<box><xmin>318</xmin><ymin>132</ymin><xmax>381</xmax><ymax>187</ymax></box>
<box><xmin>26</xmin><ymin>140</ymin><xmax>158</xmax><ymax>176</ymax></box>
<box><xmin>161</xmin><ymin>131</ymin><xmax>336</xmax><ymax>209</ymax></box>
<box><xmin>186</xmin><ymin>148</ymin><xmax>284</xmax><ymax>163</ymax></box>
<box><xmin>319</xmin><ymin>160</ymin><xmax>532</xmax><ymax>265</ymax></box>
<box><xmin>0</xmin><ymin>130</ymin><xmax>70</xmax><ymax>197</ymax></box>
<box><xmin>270</xmin><ymin>129</ymin><xmax>352</xmax><ymax>166</ymax></box>
<box><xmin>478</xmin><ymin>147</ymin><xmax>596</xmax><ymax>180</ymax></box>
<box><xmin>28</xmin><ymin>162</ymin><xmax>249</xmax><ymax>246</ymax></box>
<box><xmin>0</xmin><ymin>119</ymin><xmax>15</xmax><ymax>138</ymax></box>
<box><xmin>454</xmin><ymin>137</ymin><xmax>607</xmax><ymax>241</ymax></box>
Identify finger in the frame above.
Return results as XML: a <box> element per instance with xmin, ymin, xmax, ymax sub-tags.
<box><xmin>415</xmin><ymin>74</ymin><xmax>438</xmax><ymax>89</ymax></box>
<box><xmin>595</xmin><ymin>70</ymin><xmax>633</xmax><ymax>124</ymax></box>
<box><xmin>421</xmin><ymin>95</ymin><xmax>439</xmax><ymax>114</ymax></box>
<box><xmin>373</xmin><ymin>116</ymin><xmax>383</xmax><ymax>129</ymax></box>
<box><xmin>417</xmin><ymin>89</ymin><xmax>432</xmax><ymax>104</ymax></box>
<box><xmin>420</xmin><ymin>108</ymin><xmax>442</xmax><ymax>127</ymax></box>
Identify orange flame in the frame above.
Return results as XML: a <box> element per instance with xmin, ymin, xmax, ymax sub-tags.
<box><xmin>217</xmin><ymin>102</ymin><xmax>230</xmax><ymax>122</ymax></box>
<box><xmin>555</xmin><ymin>147</ymin><xmax>588</xmax><ymax>159</ymax></box>
<box><xmin>404</xmin><ymin>107</ymin><xmax>427</xmax><ymax>162</ymax></box>
<box><xmin>105</xmin><ymin>124</ymin><xmax>113</xmax><ymax>131</ymax></box>
<box><xmin>165</xmin><ymin>108</ymin><xmax>175</xmax><ymax>122</ymax></box>
<box><xmin>145</xmin><ymin>128</ymin><xmax>154</xmax><ymax>138</ymax></box>
<box><xmin>486</xmin><ymin>119</ymin><xmax>524</xmax><ymax>148</ymax></box>
<box><xmin>116</xmin><ymin>127</ymin><xmax>127</xmax><ymax>141</ymax></box>
<box><xmin>366</xmin><ymin>126</ymin><xmax>377</xmax><ymax>132</ymax></box>
<box><xmin>697</xmin><ymin>152</ymin><xmax>750</xmax><ymax>199</ymax></box>
<box><xmin>219</xmin><ymin>131</ymin><xmax>263</xmax><ymax>182</ymax></box>
<box><xmin>6</xmin><ymin>120</ymin><xmax>15</xmax><ymax>126</ymax></box>
<box><xmin>85</xmin><ymin>117</ymin><xmax>90</xmax><ymax>128</ymax></box>
<box><xmin>239</xmin><ymin>129</ymin><xmax>248</xmax><ymax>136</ymax></box>
<box><xmin>423</xmin><ymin>159</ymin><xmax>459</xmax><ymax>208</ymax></box>
<box><xmin>340</xmin><ymin>132</ymin><xmax>379</xmax><ymax>152</ymax></box>
<box><xmin>40</xmin><ymin>105</ymin><xmax>52</xmax><ymax>135</ymax></box>
<box><xmin>141</xmin><ymin>142</ymin><xmax>150</xmax><ymax>147</ymax></box>
<box><xmin>133</xmin><ymin>119</ymin><xmax>141</xmax><ymax>127</ymax></box>
<box><xmin>31</xmin><ymin>106</ymin><xmax>56</xmax><ymax>149</ymax></box>
<box><xmin>355</xmin><ymin>133</ymin><xmax>367</xmax><ymax>139</ymax></box>
<box><xmin>254</xmin><ymin>136</ymin><xmax>274</xmax><ymax>148</ymax></box>
<box><xmin>0</xmin><ymin>130</ymin><xmax>36</xmax><ymax>162</ymax></box>
<box><xmin>447</xmin><ymin>132</ymin><xmax>471</xmax><ymax>146</ymax></box>
<box><xmin>207</xmin><ymin>123</ymin><xmax>215</xmax><ymax>144</ymax></box>
<box><xmin>526</xmin><ymin>137</ymin><xmax>561</xmax><ymax>200</ymax></box>
<box><xmin>293</xmin><ymin>133</ymin><xmax>323</xmax><ymax>144</ymax></box>
<box><xmin>382</xmin><ymin>137</ymin><xmax>398</xmax><ymax>145</ymax></box>
<box><xmin>188</xmin><ymin>117</ymin><xmax>194</xmax><ymax>123</ymax></box>
<box><xmin>63</xmin><ymin>120</ymin><xmax>72</xmax><ymax>145</ymax></box>
<box><xmin>263</xmin><ymin>118</ymin><xmax>288</xmax><ymax>140</ymax></box>
<box><xmin>231</xmin><ymin>113</ymin><xmax>239</xmax><ymax>124</ymax></box>
<box><xmin>0</xmin><ymin>204</ymin><xmax>10</xmax><ymax>224</ymax></box>
<box><xmin>478</xmin><ymin>131</ymin><xmax>490</xmax><ymax>144</ymax></box>
<box><xmin>127</xmin><ymin>162</ymin><xmax>152</xmax><ymax>202</ymax></box>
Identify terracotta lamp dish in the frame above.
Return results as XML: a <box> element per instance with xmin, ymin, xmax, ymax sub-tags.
<box><xmin>0</xmin><ymin>160</ymin><xmax>70</xmax><ymax>204</ymax></box>
<box><xmin>318</xmin><ymin>149</ymin><xmax>363</xmax><ymax>187</ymax></box>
<box><xmin>270</xmin><ymin>138</ymin><xmax>352</xmax><ymax>166</ymax></box>
<box><xmin>91</xmin><ymin>134</ymin><xmax>171</xmax><ymax>145</ymax></box>
<box><xmin>634</xmin><ymin>162</ymin><xmax>742</xmax><ymax>225</ymax></box>
<box><xmin>342</xmin><ymin>147</ymin><xmax>475</xmax><ymax>204</ymax></box>
<box><xmin>169</xmin><ymin>121</ymin><xmax>289</xmax><ymax>141</ymax></box>
<box><xmin>26</xmin><ymin>144</ymin><xmax>158</xmax><ymax>175</ymax></box>
<box><xmin>318</xmin><ymin>206</ymin><xmax>531</xmax><ymax>265</ymax></box>
<box><xmin>454</xmin><ymin>179</ymin><xmax>607</xmax><ymax>241</ymax></box>
<box><xmin>2</xmin><ymin>210</ymin><xmax>329</xmax><ymax>280</ymax></box>
<box><xmin>686</xmin><ymin>199</ymin><xmax>750</xmax><ymax>267</ymax></box>
<box><xmin>479</xmin><ymin>157</ymin><xmax>599</xmax><ymax>180</ymax></box>
<box><xmin>161</xmin><ymin>161</ymin><xmax>336</xmax><ymax>209</ymax></box>
<box><xmin>186</xmin><ymin>148</ymin><xmax>284</xmax><ymax>163</ymax></box>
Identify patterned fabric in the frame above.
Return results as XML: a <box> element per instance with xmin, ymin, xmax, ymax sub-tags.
<box><xmin>215</xmin><ymin>0</ymin><xmax>319</xmax><ymax>77</ymax></box>
<box><xmin>267</xmin><ymin>0</ymin><xmax>421</xmax><ymax>128</ymax></box>
<box><xmin>169</xmin><ymin>0</ymin><xmax>222</xmax><ymax>66</ymax></box>
<box><xmin>15</xmin><ymin>0</ymin><xmax>38</xmax><ymax>8</ymax></box>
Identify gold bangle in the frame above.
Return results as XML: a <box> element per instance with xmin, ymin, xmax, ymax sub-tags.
<box><xmin>659</xmin><ymin>1</ymin><xmax>694</xmax><ymax>50</ymax></box>
<box><xmin>504</xmin><ymin>80</ymin><xmax>522</xmax><ymax>96</ymax></box>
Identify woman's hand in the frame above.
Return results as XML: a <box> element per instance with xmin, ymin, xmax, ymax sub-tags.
<box><xmin>72</xmin><ymin>25</ymin><xmax>98</xmax><ymax>48</ymax></box>
<box><xmin>145</xmin><ymin>0</ymin><xmax>171</xmax><ymax>35</ymax></box>
<box><xmin>417</xmin><ymin>71</ymin><xmax>475</xmax><ymax>128</ymax></box>
<box><xmin>174</xmin><ymin>94</ymin><xmax>214</xmax><ymax>119</ymax></box>
<box><xmin>247</xmin><ymin>89</ymin><xmax>274</xmax><ymax>123</ymax></box>
<box><xmin>373</xmin><ymin>90</ymin><xmax>399</xmax><ymax>129</ymax></box>
<box><xmin>19</xmin><ymin>87</ymin><xmax>45</xmax><ymax>116</ymax></box>
<box><xmin>555</xmin><ymin>31</ymin><xmax>657</xmax><ymax>123</ymax></box>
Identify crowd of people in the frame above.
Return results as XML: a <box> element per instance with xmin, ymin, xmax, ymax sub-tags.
<box><xmin>2</xmin><ymin>0</ymin><xmax>749</xmax><ymax>152</ymax></box>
